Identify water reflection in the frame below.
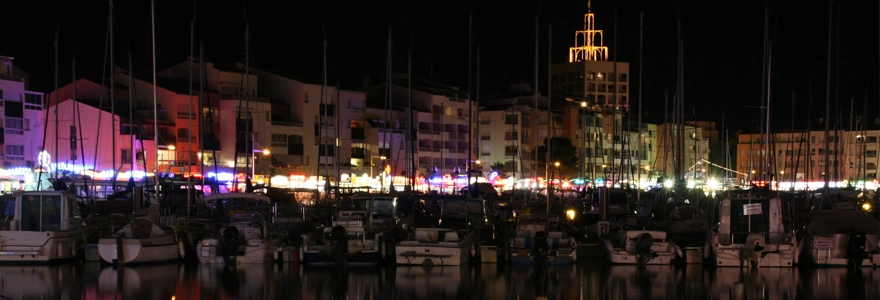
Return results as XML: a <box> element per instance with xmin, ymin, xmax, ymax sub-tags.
<box><xmin>300</xmin><ymin>265</ymin><xmax>387</xmax><ymax>300</ymax></box>
<box><xmin>509</xmin><ymin>264</ymin><xmax>579</xmax><ymax>299</ymax></box>
<box><xmin>702</xmin><ymin>267</ymin><xmax>798</xmax><ymax>300</ymax></box>
<box><xmin>197</xmin><ymin>264</ymin><xmax>275</xmax><ymax>299</ymax></box>
<box><xmin>87</xmin><ymin>263</ymin><xmax>181</xmax><ymax>299</ymax></box>
<box><xmin>605</xmin><ymin>264</ymin><xmax>679</xmax><ymax>299</ymax></box>
<box><xmin>0</xmin><ymin>264</ymin><xmax>79</xmax><ymax>299</ymax></box>
<box><xmin>801</xmin><ymin>267</ymin><xmax>880</xmax><ymax>300</ymax></box>
<box><xmin>395</xmin><ymin>265</ymin><xmax>475</xmax><ymax>299</ymax></box>
<box><xmin>0</xmin><ymin>260</ymin><xmax>878</xmax><ymax>299</ymax></box>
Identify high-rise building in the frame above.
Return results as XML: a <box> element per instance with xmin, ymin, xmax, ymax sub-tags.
<box><xmin>0</xmin><ymin>55</ymin><xmax>44</xmax><ymax>191</ymax></box>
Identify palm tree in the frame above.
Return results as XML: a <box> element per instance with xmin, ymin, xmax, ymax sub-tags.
<box><xmin>490</xmin><ymin>162</ymin><xmax>506</xmax><ymax>177</ymax></box>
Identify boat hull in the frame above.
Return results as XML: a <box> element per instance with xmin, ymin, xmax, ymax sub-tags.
<box><xmin>195</xmin><ymin>238</ymin><xmax>271</xmax><ymax>264</ymax></box>
<box><xmin>602</xmin><ymin>230</ymin><xmax>680</xmax><ymax>265</ymax></box>
<box><xmin>395</xmin><ymin>241</ymin><xmax>472</xmax><ymax>266</ymax></box>
<box><xmin>707</xmin><ymin>234</ymin><xmax>798</xmax><ymax>267</ymax></box>
<box><xmin>0</xmin><ymin>231</ymin><xmax>81</xmax><ymax>263</ymax></box>
<box><xmin>801</xmin><ymin>233</ymin><xmax>880</xmax><ymax>267</ymax></box>
<box><xmin>97</xmin><ymin>234</ymin><xmax>180</xmax><ymax>264</ymax></box>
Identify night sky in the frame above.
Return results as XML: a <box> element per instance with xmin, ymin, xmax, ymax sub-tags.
<box><xmin>3</xmin><ymin>0</ymin><xmax>878</xmax><ymax>134</ymax></box>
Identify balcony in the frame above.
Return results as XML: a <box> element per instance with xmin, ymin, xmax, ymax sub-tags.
<box><xmin>0</xmin><ymin>73</ymin><xmax>23</xmax><ymax>82</ymax></box>
<box><xmin>271</xmin><ymin>120</ymin><xmax>304</xmax><ymax>127</ymax></box>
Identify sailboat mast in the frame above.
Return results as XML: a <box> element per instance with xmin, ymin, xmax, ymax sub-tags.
<box><xmin>637</xmin><ymin>11</ymin><xmax>643</xmax><ymax>201</ymax></box>
<box><xmin>611</xmin><ymin>11</ymin><xmax>617</xmax><ymax>183</ymax></box>
<box><xmin>467</xmin><ymin>9</ymin><xmax>472</xmax><ymax>196</ymax></box>
<box><xmin>151</xmin><ymin>0</ymin><xmax>159</xmax><ymax>199</ymax></box>
<box><xmin>384</xmin><ymin>25</ymin><xmax>391</xmax><ymax>193</ymax></box>
<box><xmin>245</xmin><ymin>21</ymin><xmax>251</xmax><ymax>181</ymax></box>
<box><xmin>533</xmin><ymin>3</ymin><xmax>539</xmax><ymax>193</ymax></box>
<box><xmin>408</xmin><ymin>40</ymin><xmax>414</xmax><ymax>190</ymax></box>
<box><xmin>186</xmin><ymin>1</ymin><xmax>195</xmax><ymax>219</ymax></box>
<box><xmin>546</xmin><ymin>23</ymin><xmax>551</xmax><ymax>216</ymax></box>
<box><xmin>54</xmin><ymin>28</ymin><xmax>59</xmax><ymax>181</ymax></box>
<box><xmin>322</xmin><ymin>25</ymin><xmax>328</xmax><ymax>195</ymax></box>
<box><xmin>765</xmin><ymin>42</ymin><xmax>773</xmax><ymax>184</ymax></box>
<box><xmin>74</xmin><ymin>56</ymin><xmax>89</xmax><ymax>191</ymax></box>
<box><xmin>110</xmin><ymin>0</ymin><xmax>117</xmax><ymax>189</ymax></box>
<box><xmin>823</xmin><ymin>0</ymin><xmax>833</xmax><ymax>189</ymax></box>
<box><xmin>71</xmin><ymin>55</ymin><xmax>77</xmax><ymax>167</ymax></box>
<box><xmin>128</xmin><ymin>54</ymin><xmax>135</xmax><ymax>177</ymax></box>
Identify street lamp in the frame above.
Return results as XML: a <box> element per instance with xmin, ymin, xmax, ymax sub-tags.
<box><xmin>553</xmin><ymin>161</ymin><xmax>560</xmax><ymax>192</ymax></box>
<box><xmin>263</xmin><ymin>149</ymin><xmax>271</xmax><ymax>187</ymax></box>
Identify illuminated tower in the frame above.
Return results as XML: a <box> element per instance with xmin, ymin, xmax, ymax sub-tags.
<box><xmin>569</xmin><ymin>6</ymin><xmax>608</xmax><ymax>62</ymax></box>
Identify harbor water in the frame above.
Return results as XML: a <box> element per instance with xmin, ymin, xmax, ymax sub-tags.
<box><xmin>1</xmin><ymin>258</ymin><xmax>878</xmax><ymax>299</ymax></box>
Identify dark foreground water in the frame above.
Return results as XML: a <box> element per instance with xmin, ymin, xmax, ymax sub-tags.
<box><xmin>0</xmin><ymin>259</ymin><xmax>878</xmax><ymax>300</ymax></box>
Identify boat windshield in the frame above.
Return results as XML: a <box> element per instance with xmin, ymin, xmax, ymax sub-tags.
<box><xmin>729</xmin><ymin>199</ymin><xmax>770</xmax><ymax>243</ymax></box>
<box><xmin>442</xmin><ymin>200</ymin><xmax>485</xmax><ymax>216</ymax></box>
<box><xmin>18</xmin><ymin>194</ymin><xmax>64</xmax><ymax>232</ymax></box>
<box><xmin>353</xmin><ymin>197</ymin><xmax>396</xmax><ymax>217</ymax></box>
<box><xmin>0</xmin><ymin>197</ymin><xmax>13</xmax><ymax>230</ymax></box>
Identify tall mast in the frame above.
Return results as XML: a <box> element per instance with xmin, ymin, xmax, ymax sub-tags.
<box><xmin>54</xmin><ymin>28</ymin><xmax>59</xmax><ymax>180</ymax></box>
<box><xmin>245</xmin><ymin>21</ymin><xmax>251</xmax><ymax>183</ymax></box>
<box><xmin>110</xmin><ymin>0</ymin><xmax>117</xmax><ymax>189</ymax></box>
<box><xmin>675</xmin><ymin>18</ymin><xmax>684</xmax><ymax>181</ymax></box>
<box><xmin>637</xmin><ymin>11</ymin><xmax>643</xmax><ymax>201</ymax></box>
<box><xmin>383</xmin><ymin>25</ymin><xmax>391</xmax><ymax>193</ymax></box>
<box><xmin>186</xmin><ymin>1</ymin><xmax>196</xmax><ymax>219</ymax></box>
<box><xmin>71</xmin><ymin>55</ymin><xmax>77</xmax><ymax>169</ymax></box>
<box><xmin>612</xmin><ymin>11</ymin><xmax>618</xmax><ymax>183</ymax></box>
<box><xmin>151</xmin><ymin>0</ymin><xmax>159</xmax><ymax>198</ymax></box>
<box><xmin>765</xmin><ymin>42</ymin><xmax>773</xmax><ymax>184</ymax></box>
<box><xmin>408</xmin><ymin>34</ymin><xmax>414</xmax><ymax>190</ymax></box>
<box><xmin>546</xmin><ymin>23</ymin><xmax>552</xmax><ymax>216</ymax></box>
<box><xmin>533</xmin><ymin>1</ymin><xmax>539</xmax><ymax>192</ymax></box>
<box><xmin>467</xmin><ymin>9</ymin><xmax>473</xmax><ymax>196</ymax></box>
<box><xmin>322</xmin><ymin>23</ymin><xmax>328</xmax><ymax>195</ymax></box>
<box><xmin>823</xmin><ymin>0</ymin><xmax>833</xmax><ymax>189</ymax></box>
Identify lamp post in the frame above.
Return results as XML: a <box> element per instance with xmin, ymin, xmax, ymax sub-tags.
<box><xmin>263</xmin><ymin>149</ymin><xmax>270</xmax><ymax>187</ymax></box>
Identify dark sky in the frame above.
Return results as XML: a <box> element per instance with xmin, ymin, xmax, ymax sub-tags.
<box><xmin>3</xmin><ymin>0</ymin><xmax>878</xmax><ymax>133</ymax></box>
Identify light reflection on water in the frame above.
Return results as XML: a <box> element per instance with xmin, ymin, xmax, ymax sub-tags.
<box><xmin>0</xmin><ymin>260</ymin><xmax>877</xmax><ymax>299</ymax></box>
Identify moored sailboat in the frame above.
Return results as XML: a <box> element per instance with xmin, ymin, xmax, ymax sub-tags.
<box><xmin>96</xmin><ymin>216</ymin><xmax>183</xmax><ymax>264</ymax></box>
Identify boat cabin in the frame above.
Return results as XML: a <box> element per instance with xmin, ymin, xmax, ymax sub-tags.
<box><xmin>10</xmin><ymin>191</ymin><xmax>82</xmax><ymax>232</ymax></box>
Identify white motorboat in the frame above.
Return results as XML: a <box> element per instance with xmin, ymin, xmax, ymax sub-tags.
<box><xmin>97</xmin><ymin>217</ymin><xmax>183</xmax><ymax>264</ymax></box>
<box><xmin>508</xmin><ymin>215</ymin><xmax>577</xmax><ymax>265</ymax></box>
<box><xmin>395</xmin><ymin>227</ymin><xmax>475</xmax><ymax>266</ymax></box>
<box><xmin>800</xmin><ymin>209</ymin><xmax>880</xmax><ymax>267</ymax></box>
<box><xmin>195</xmin><ymin>193</ymin><xmax>274</xmax><ymax>264</ymax></box>
<box><xmin>603</xmin><ymin>229</ymin><xmax>681</xmax><ymax>265</ymax></box>
<box><xmin>705</xmin><ymin>192</ymin><xmax>799</xmax><ymax>267</ymax></box>
<box><xmin>300</xmin><ymin>210</ymin><xmax>386</xmax><ymax>265</ymax></box>
<box><xmin>0</xmin><ymin>191</ymin><xmax>85</xmax><ymax>263</ymax></box>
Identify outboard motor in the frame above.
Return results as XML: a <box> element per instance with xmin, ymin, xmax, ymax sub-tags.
<box><xmin>534</xmin><ymin>231</ymin><xmax>550</xmax><ymax>268</ymax></box>
<box><xmin>221</xmin><ymin>226</ymin><xmax>240</xmax><ymax>265</ymax></box>
<box><xmin>635</xmin><ymin>232</ymin><xmax>658</xmax><ymax>265</ymax></box>
<box><xmin>743</xmin><ymin>233</ymin><xmax>765</xmax><ymax>268</ymax></box>
<box><xmin>330</xmin><ymin>225</ymin><xmax>349</xmax><ymax>266</ymax></box>
<box><xmin>847</xmin><ymin>227</ymin><xmax>867</xmax><ymax>270</ymax></box>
